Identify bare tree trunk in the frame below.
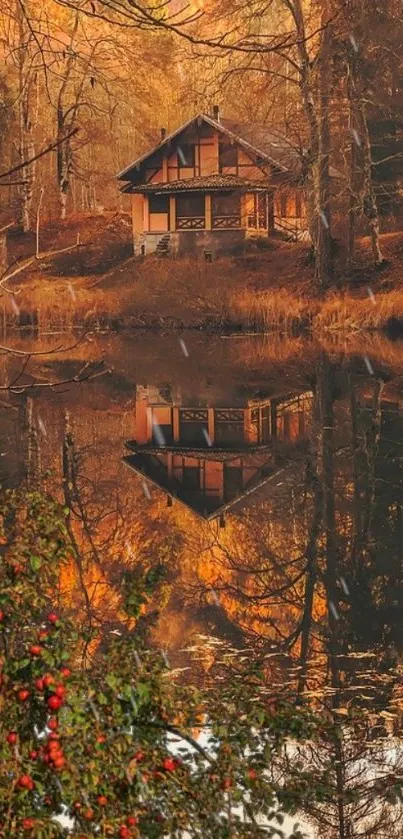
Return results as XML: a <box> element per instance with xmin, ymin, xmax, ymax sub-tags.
<box><xmin>316</xmin><ymin>11</ymin><xmax>333</xmax><ymax>286</ymax></box>
<box><xmin>16</xmin><ymin>3</ymin><xmax>36</xmax><ymax>233</ymax></box>
<box><xmin>347</xmin><ymin>40</ymin><xmax>385</xmax><ymax>266</ymax></box>
<box><xmin>285</xmin><ymin>0</ymin><xmax>333</xmax><ymax>289</ymax></box>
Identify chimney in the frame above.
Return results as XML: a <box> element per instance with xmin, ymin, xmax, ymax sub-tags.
<box><xmin>212</xmin><ymin>105</ymin><xmax>220</xmax><ymax>122</ymax></box>
<box><xmin>160</xmin><ymin>127</ymin><xmax>167</xmax><ymax>142</ymax></box>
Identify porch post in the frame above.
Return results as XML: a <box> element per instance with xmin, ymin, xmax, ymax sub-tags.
<box><xmin>205</xmin><ymin>194</ymin><xmax>212</xmax><ymax>230</ymax></box>
<box><xmin>143</xmin><ymin>195</ymin><xmax>150</xmax><ymax>232</ymax></box>
<box><xmin>169</xmin><ymin>196</ymin><xmax>176</xmax><ymax>231</ymax></box>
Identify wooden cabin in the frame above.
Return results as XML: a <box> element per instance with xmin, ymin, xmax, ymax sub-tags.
<box><xmin>117</xmin><ymin>107</ymin><xmax>307</xmax><ymax>257</ymax></box>
<box><xmin>123</xmin><ymin>384</ymin><xmax>313</xmax><ymax>522</ymax></box>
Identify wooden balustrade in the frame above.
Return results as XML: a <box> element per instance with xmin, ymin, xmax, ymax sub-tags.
<box><xmin>177</xmin><ymin>216</ymin><xmax>205</xmax><ymax>230</ymax></box>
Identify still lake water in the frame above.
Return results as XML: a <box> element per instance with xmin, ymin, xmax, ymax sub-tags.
<box><xmin>3</xmin><ymin>330</ymin><xmax>403</xmax><ymax>837</ymax></box>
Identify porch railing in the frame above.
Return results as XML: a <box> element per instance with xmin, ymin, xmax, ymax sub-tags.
<box><xmin>177</xmin><ymin>216</ymin><xmax>205</xmax><ymax>230</ymax></box>
<box><xmin>212</xmin><ymin>215</ymin><xmax>241</xmax><ymax>229</ymax></box>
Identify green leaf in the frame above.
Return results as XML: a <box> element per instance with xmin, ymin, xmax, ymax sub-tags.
<box><xmin>29</xmin><ymin>555</ymin><xmax>42</xmax><ymax>572</ymax></box>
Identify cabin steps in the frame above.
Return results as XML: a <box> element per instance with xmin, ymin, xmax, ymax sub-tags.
<box><xmin>156</xmin><ymin>233</ymin><xmax>171</xmax><ymax>256</ymax></box>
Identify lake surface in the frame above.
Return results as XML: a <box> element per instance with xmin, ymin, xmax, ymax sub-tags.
<box><xmin>3</xmin><ymin>330</ymin><xmax>403</xmax><ymax>837</ymax></box>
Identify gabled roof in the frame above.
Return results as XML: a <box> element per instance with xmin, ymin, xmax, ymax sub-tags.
<box><xmin>122</xmin><ymin>173</ymin><xmax>271</xmax><ymax>195</ymax></box>
<box><xmin>117</xmin><ymin>113</ymin><xmax>292</xmax><ymax>183</ymax></box>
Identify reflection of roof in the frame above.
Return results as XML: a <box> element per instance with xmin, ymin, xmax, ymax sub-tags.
<box><xmin>123</xmin><ymin>174</ymin><xmax>271</xmax><ymax>195</ymax></box>
<box><xmin>123</xmin><ymin>445</ymin><xmax>297</xmax><ymax>521</ymax></box>
<box><xmin>125</xmin><ymin>442</ymin><xmax>274</xmax><ymax>460</ymax></box>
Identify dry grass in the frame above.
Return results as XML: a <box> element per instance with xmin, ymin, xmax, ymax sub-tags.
<box><xmin>313</xmin><ymin>290</ymin><xmax>403</xmax><ymax>332</ymax></box>
<box><xmin>3</xmin><ymin>228</ymin><xmax>403</xmax><ymax>334</ymax></box>
<box><xmin>228</xmin><ymin>288</ymin><xmax>314</xmax><ymax>332</ymax></box>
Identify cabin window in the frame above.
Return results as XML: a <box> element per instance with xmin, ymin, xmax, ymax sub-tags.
<box><xmin>177</xmin><ymin>144</ymin><xmax>195</xmax><ymax>168</ymax></box>
<box><xmin>280</xmin><ymin>192</ymin><xmax>288</xmax><ymax>218</ymax></box>
<box><xmin>149</xmin><ymin>194</ymin><xmax>169</xmax><ymax>214</ymax></box>
<box><xmin>176</xmin><ymin>193</ymin><xmax>205</xmax><ymax>217</ymax></box>
<box><xmin>212</xmin><ymin>192</ymin><xmax>240</xmax><ymax>215</ymax></box>
<box><xmin>219</xmin><ymin>143</ymin><xmax>237</xmax><ymax>171</ymax></box>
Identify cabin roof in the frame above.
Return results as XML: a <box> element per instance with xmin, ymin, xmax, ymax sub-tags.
<box><xmin>122</xmin><ymin>173</ymin><xmax>271</xmax><ymax>195</ymax></box>
<box><xmin>117</xmin><ymin>113</ymin><xmax>293</xmax><ymax>182</ymax></box>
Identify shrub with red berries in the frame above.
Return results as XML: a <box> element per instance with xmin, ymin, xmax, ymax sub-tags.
<box><xmin>0</xmin><ymin>487</ymin><xmax>330</xmax><ymax>838</ymax></box>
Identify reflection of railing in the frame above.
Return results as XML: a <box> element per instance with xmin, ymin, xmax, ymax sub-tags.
<box><xmin>177</xmin><ymin>216</ymin><xmax>205</xmax><ymax>230</ymax></box>
<box><xmin>212</xmin><ymin>215</ymin><xmax>241</xmax><ymax>229</ymax></box>
<box><xmin>247</xmin><ymin>214</ymin><xmax>257</xmax><ymax>228</ymax></box>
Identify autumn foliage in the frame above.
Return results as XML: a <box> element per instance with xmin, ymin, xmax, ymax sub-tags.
<box><xmin>0</xmin><ymin>487</ymin><xmax>328</xmax><ymax>838</ymax></box>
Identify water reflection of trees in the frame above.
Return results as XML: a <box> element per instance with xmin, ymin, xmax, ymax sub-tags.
<box><xmin>2</xmin><ymin>344</ymin><xmax>403</xmax><ymax>838</ymax></box>
<box><xmin>174</xmin><ymin>353</ymin><xmax>403</xmax><ymax>838</ymax></box>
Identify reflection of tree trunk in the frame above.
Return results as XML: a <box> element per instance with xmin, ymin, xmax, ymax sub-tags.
<box><xmin>318</xmin><ymin>354</ymin><xmax>347</xmax><ymax>839</ymax></box>
<box><xmin>62</xmin><ymin>411</ymin><xmax>93</xmax><ymax>623</ymax></box>
<box><xmin>21</xmin><ymin>397</ymin><xmax>40</xmax><ymax>489</ymax></box>
<box><xmin>350</xmin><ymin>379</ymin><xmax>362</xmax><ymax>570</ymax></box>
<box><xmin>297</xmin><ymin>444</ymin><xmax>323</xmax><ymax>695</ymax></box>
<box><xmin>361</xmin><ymin>379</ymin><xmax>384</xmax><ymax>548</ymax></box>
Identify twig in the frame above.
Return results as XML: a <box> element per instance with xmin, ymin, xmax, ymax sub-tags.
<box><xmin>0</xmin><ymin>128</ymin><xmax>79</xmax><ymax>180</ymax></box>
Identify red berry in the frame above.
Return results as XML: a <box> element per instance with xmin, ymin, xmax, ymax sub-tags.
<box><xmin>35</xmin><ymin>678</ymin><xmax>44</xmax><ymax>691</ymax></box>
<box><xmin>43</xmin><ymin>674</ymin><xmax>55</xmax><ymax>688</ymax></box>
<box><xmin>48</xmin><ymin>718</ymin><xmax>58</xmax><ymax>730</ymax></box>
<box><xmin>248</xmin><ymin>768</ymin><xmax>258</xmax><ymax>780</ymax></box>
<box><xmin>53</xmin><ymin>756</ymin><xmax>65</xmax><ymax>769</ymax></box>
<box><xmin>84</xmin><ymin>809</ymin><xmax>94</xmax><ymax>820</ymax></box>
<box><xmin>74</xmin><ymin>801</ymin><xmax>81</xmax><ymax>810</ymax></box>
<box><xmin>22</xmin><ymin>818</ymin><xmax>35</xmax><ymax>830</ymax></box>
<box><xmin>47</xmin><ymin>695</ymin><xmax>63</xmax><ymax>711</ymax></box>
<box><xmin>29</xmin><ymin>645</ymin><xmax>42</xmax><ymax>656</ymax></box>
<box><xmin>97</xmin><ymin>795</ymin><xmax>107</xmax><ymax>806</ymax></box>
<box><xmin>133</xmin><ymin>750</ymin><xmax>144</xmax><ymax>762</ymax></box>
<box><xmin>18</xmin><ymin>689</ymin><xmax>30</xmax><ymax>702</ymax></box>
<box><xmin>48</xmin><ymin>741</ymin><xmax>61</xmax><ymax>753</ymax></box>
<box><xmin>38</xmin><ymin>630</ymin><xmax>48</xmax><ymax>641</ymax></box>
<box><xmin>54</xmin><ymin>684</ymin><xmax>66</xmax><ymax>699</ymax></box>
<box><xmin>162</xmin><ymin>757</ymin><xmax>176</xmax><ymax>772</ymax></box>
<box><xmin>221</xmin><ymin>777</ymin><xmax>232</xmax><ymax>790</ymax></box>
<box><xmin>96</xmin><ymin>734</ymin><xmax>106</xmax><ymax>744</ymax></box>
<box><xmin>47</xmin><ymin>612</ymin><xmax>59</xmax><ymax>624</ymax></box>
<box><xmin>126</xmin><ymin>816</ymin><xmax>138</xmax><ymax>826</ymax></box>
<box><xmin>6</xmin><ymin>732</ymin><xmax>17</xmax><ymax>745</ymax></box>
<box><xmin>119</xmin><ymin>828</ymin><xmax>130</xmax><ymax>839</ymax></box>
<box><xmin>18</xmin><ymin>774</ymin><xmax>34</xmax><ymax>790</ymax></box>
<box><xmin>29</xmin><ymin>750</ymin><xmax>38</xmax><ymax>760</ymax></box>
<box><xmin>60</xmin><ymin>666</ymin><xmax>71</xmax><ymax>678</ymax></box>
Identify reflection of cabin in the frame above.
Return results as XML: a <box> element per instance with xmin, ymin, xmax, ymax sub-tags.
<box><xmin>123</xmin><ymin>385</ymin><xmax>313</xmax><ymax>522</ymax></box>
<box><xmin>117</xmin><ymin>106</ymin><xmax>307</xmax><ymax>257</ymax></box>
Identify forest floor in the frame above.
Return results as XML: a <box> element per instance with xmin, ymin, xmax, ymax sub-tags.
<box><xmin>3</xmin><ymin>212</ymin><xmax>403</xmax><ymax>335</ymax></box>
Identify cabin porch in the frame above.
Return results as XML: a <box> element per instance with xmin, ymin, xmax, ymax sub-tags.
<box><xmin>131</xmin><ymin>176</ymin><xmax>276</xmax><ymax>256</ymax></box>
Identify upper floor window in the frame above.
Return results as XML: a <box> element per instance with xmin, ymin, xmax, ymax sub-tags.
<box><xmin>219</xmin><ymin>143</ymin><xmax>237</xmax><ymax>171</ymax></box>
<box><xmin>177</xmin><ymin>144</ymin><xmax>195</xmax><ymax>168</ymax></box>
